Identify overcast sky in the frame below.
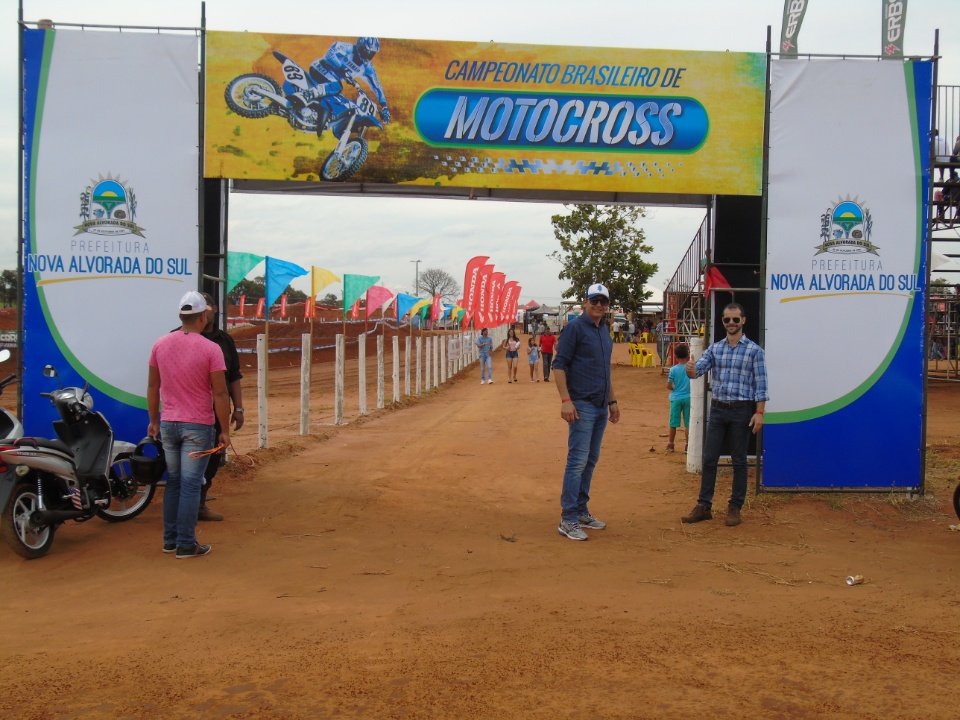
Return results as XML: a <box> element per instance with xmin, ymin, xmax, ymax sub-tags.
<box><xmin>5</xmin><ymin>0</ymin><xmax>958</xmax><ymax>306</ymax></box>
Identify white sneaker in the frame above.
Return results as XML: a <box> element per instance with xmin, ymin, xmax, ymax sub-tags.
<box><xmin>480</xmin><ymin>380</ymin><xmax>486</xmax><ymax>384</ymax></box>
<box><xmin>558</xmin><ymin>520</ymin><xmax>588</xmax><ymax>541</ymax></box>
<box><xmin>578</xmin><ymin>514</ymin><xmax>607</xmax><ymax>530</ymax></box>
<box><xmin>488</xmin><ymin>379</ymin><xmax>493</xmax><ymax>384</ymax></box>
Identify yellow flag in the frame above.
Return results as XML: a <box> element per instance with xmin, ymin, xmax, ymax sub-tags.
<box><xmin>409</xmin><ymin>298</ymin><xmax>431</xmax><ymax>317</ymax></box>
<box><xmin>312</xmin><ymin>266</ymin><xmax>340</xmax><ymax>299</ymax></box>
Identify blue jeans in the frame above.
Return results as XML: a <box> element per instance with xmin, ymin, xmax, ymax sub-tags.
<box><xmin>698</xmin><ymin>405</ymin><xmax>753</xmax><ymax>509</ymax></box>
<box><xmin>560</xmin><ymin>400</ymin><xmax>608</xmax><ymax>523</ymax></box>
<box><xmin>480</xmin><ymin>355</ymin><xmax>492</xmax><ymax>381</ymax></box>
<box><xmin>161</xmin><ymin>421</ymin><xmax>215</xmax><ymax>549</ymax></box>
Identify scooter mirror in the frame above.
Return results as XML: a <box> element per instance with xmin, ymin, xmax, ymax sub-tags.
<box><xmin>0</xmin><ymin>349</ymin><xmax>9</xmax><ymax>363</ymax></box>
<box><xmin>42</xmin><ymin>365</ymin><xmax>57</xmax><ymax>379</ymax></box>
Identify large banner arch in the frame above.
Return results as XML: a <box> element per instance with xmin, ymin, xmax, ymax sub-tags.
<box><xmin>19</xmin><ymin>21</ymin><xmax>934</xmax><ymax>492</ymax></box>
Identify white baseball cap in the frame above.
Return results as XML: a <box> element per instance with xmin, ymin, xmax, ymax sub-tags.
<box><xmin>178</xmin><ymin>290</ymin><xmax>208</xmax><ymax>315</ymax></box>
<box><xmin>586</xmin><ymin>283</ymin><xmax>609</xmax><ymax>299</ymax></box>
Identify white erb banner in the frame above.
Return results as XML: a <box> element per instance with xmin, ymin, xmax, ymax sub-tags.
<box><xmin>22</xmin><ymin>29</ymin><xmax>199</xmax><ymax>439</ymax></box>
<box><xmin>763</xmin><ymin>59</ymin><xmax>931</xmax><ymax>489</ymax></box>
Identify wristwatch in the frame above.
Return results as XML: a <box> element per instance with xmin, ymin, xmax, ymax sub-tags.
<box><xmin>234</xmin><ymin>407</ymin><xmax>244</xmax><ymax>413</ymax></box>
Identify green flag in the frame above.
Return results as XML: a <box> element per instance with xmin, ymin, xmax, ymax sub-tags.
<box><xmin>226</xmin><ymin>251</ymin><xmax>265</xmax><ymax>293</ymax></box>
<box><xmin>343</xmin><ymin>274</ymin><xmax>380</xmax><ymax>315</ymax></box>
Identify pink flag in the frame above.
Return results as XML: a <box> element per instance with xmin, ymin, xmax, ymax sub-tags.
<box><xmin>280</xmin><ymin>294</ymin><xmax>288</xmax><ymax>318</ymax></box>
<box><xmin>431</xmin><ymin>294</ymin><xmax>442</xmax><ymax>322</ymax></box>
<box><xmin>349</xmin><ymin>299</ymin><xmax>360</xmax><ymax>320</ymax></box>
<box><xmin>462</xmin><ymin>256</ymin><xmax>489</xmax><ymax>314</ymax></box>
<box><xmin>255</xmin><ymin>297</ymin><xmax>265</xmax><ymax>319</ymax></box>
<box><xmin>365</xmin><ymin>286</ymin><xmax>394</xmax><ymax>319</ymax></box>
<box><xmin>238</xmin><ymin>294</ymin><xmax>246</xmax><ymax>318</ymax></box>
<box><xmin>305</xmin><ymin>297</ymin><xmax>314</xmax><ymax>319</ymax></box>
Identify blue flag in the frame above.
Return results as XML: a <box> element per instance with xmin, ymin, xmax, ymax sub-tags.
<box><xmin>395</xmin><ymin>293</ymin><xmax>420</xmax><ymax>320</ymax></box>
<box><xmin>265</xmin><ymin>257</ymin><xmax>308</xmax><ymax>309</ymax></box>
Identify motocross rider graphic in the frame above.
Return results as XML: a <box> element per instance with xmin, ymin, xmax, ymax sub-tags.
<box><xmin>289</xmin><ymin>37</ymin><xmax>390</xmax><ymax>136</ymax></box>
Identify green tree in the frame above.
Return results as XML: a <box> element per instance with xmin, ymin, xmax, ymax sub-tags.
<box><xmin>549</xmin><ymin>205</ymin><xmax>657</xmax><ymax>316</ymax></box>
<box><xmin>226</xmin><ymin>276</ymin><xmax>306</xmax><ymax>304</ymax></box>
<box><xmin>0</xmin><ymin>270</ymin><xmax>17</xmax><ymax>307</ymax></box>
<box><xmin>320</xmin><ymin>292</ymin><xmax>342</xmax><ymax>308</ymax></box>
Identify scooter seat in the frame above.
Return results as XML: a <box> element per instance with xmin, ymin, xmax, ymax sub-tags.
<box><xmin>14</xmin><ymin>436</ymin><xmax>73</xmax><ymax>455</ymax></box>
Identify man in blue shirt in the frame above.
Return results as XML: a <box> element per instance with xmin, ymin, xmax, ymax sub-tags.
<box><xmin>552</xmin><ymin>283</ymin><xmax>620</xmax><ymax>541</ymax></box>
<box><xmin>476</xmin><ymin>328</ymin><xmax>494</xmax><ymax>384</ymax></box>
<box><xmin>682</xmin><ymin>302</ymin><xmax>769</xmax><ymax>527</ymax></box>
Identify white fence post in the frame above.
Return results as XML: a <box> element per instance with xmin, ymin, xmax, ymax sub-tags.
<box><xmin>424</xmin><ymin>336</ymin><xmax>431</xmax><ymax>390</ymax></box>
<box><xmin>377</xmin><ymin>334</ymin><xmax>385</xmax><ymax>410</ymax></box>
<box><xmin>393</xmin><ymin>335</ymin><xmax>400</xmax><ymax>403</ymax></box>
<box><xmin>299</xmin><ymin>333</ymin><xmax>310</xmax><ymax>435</ymax></box>
<box><xmin>257</xmin><ymin>333</ymin><xmax>268</xmax><ymax>449</ymax></box>
<box><xmin>335</xmin><ymin>333</ymin><xmax>345</xmax><ymax>425</ymax></box>
<box><xmin>404</xmin><ymin>336</ymin><xmax>411</xmax><ymax>397</ymax></box>
<box><xmin>687</xmin><ymin>336</ymin><xmax>704</xmax><ymax>474</ymax></box>
<box><xmin>358</xmin><ymin>334</ymin><xmax>367</xmax><ymax>415</ymax></box>
<box><xmin>440</xmin><ymin>333</ymin><xmax>447</xmax><ymax>383</ymax></box>
<box><xmin>416</xmin><ymin>336</ymin><xmax>422</xmax><ymax>395</ymax></box>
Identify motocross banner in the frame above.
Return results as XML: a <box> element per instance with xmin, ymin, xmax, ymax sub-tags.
<box><xmin>762</xmin><ymin>59</ymin><xmax>932</xmax><ymax>489</ymax></box>
<box><xmin>205</xmin><ymin>31</ymin><xmax>765</xmax><ymax>196</ymax></box>
<box><xmin>21</xmin><ymin>29</ymin><xmax>200</xmax><ymax>439</ymax></box>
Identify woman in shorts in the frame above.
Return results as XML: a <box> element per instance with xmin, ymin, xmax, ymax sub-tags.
<box><xmin>504</xmin><ymin>327</ymin><xmax>521</xmax><ymax>382</ymax></box>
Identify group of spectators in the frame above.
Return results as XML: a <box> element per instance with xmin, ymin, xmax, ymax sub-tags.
<box><xmin>148</xmin><ymin>283</ymin><xmax>768</xmax><ymax>556</ymax></box>
<box><xmin>476</xmin><ymin>325</ymin><xmax>558</xmax><ymax>384</ymax></box>
<box><xmin>546</xmin><ymin>284</ymin><xmax>768</xmax><ymax>541</ymax></box>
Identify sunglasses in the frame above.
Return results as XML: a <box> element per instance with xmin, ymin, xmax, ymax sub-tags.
<box><xmin>587</xmin><ymin>296</ymin><xmax>610</xmax><ymax>306</ymax></box>
<box><xmin>722</xmin><ymin>316</ymin><xmax>742</xmax><ymax>324</ymax></box>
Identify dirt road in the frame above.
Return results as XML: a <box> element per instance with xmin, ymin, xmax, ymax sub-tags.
<box><xmin>2</xmin><ymin>341</ymin><xmax>959</xmax><ymax>719</ymax></box>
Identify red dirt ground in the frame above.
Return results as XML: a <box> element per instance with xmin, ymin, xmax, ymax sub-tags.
<box><xmin>1</xmin><ymin>330</ymin><xmax>960</xmax><ymax>719</ymax></box>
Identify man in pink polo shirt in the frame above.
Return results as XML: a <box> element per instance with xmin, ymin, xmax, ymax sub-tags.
<box><xmin>147</xmin><ymin>291</ymin><xmax>230</xmax><ymax>559</ymax></box>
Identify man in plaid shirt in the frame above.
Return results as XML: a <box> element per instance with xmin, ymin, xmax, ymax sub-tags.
<box><xmin>681</xmin><ymin>302</ymin><xmax>768</xmax><ymax>527</ymax></box>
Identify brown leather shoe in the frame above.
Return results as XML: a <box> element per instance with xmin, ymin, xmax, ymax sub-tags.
<box><xmin>725</xmin><ymin>504</ymin><xmax>742</xmax><ymax>527</ymax></box>
<box><xmin>197</xmin><ymin>505</ymin><xmax>224</xmax><ymax>522</ymax></box>
<box><xmin>681</xmin><ymin>504</ymin><xmax>712</xmax><ymax>523</ymax></box>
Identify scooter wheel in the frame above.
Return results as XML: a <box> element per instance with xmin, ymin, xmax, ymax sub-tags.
<box><xmin>1</xmin><ymin>483</ymin><xmax>55</xmax><ymax>559</ymax></box>
<box><xmin>96</xmin><ymin>456</ymin><xmax>157</xmax><ymax>523</ymax></box>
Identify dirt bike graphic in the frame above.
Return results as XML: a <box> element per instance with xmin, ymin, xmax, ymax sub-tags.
<box><xmin>224</xmin><ymin>52</ymin><xmax>385</xmax><ymax>182</ymax></box>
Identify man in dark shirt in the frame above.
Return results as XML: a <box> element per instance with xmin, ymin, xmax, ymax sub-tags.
<box><xmin>198</xmin><ymin>293</ymin><xmax>245</xmax><ymax>521</ymax></box>
<box><xmin>551</xmin><ymin>283</ymin><xmax>620</xmax><ymax>541</ymax></box>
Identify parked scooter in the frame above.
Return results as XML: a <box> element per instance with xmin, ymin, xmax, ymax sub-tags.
<box><xmin>0</xmin><ymin>364</ymin><xmax>151</xmax><ymax>559</ymax></box>
<box><xmin>0</xmin><ymin>349</ymin><xmax>23</xmax><ymax>441</ymax></box>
